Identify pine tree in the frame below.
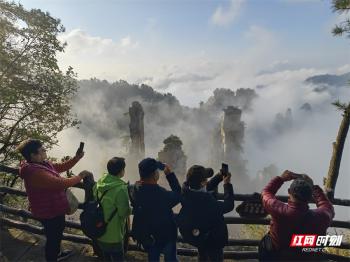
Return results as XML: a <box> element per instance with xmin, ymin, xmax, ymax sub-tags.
<box><xmin>332</xmin><ymin>0</ymin><xmax>350</xmax><ymax>37</ymax></box>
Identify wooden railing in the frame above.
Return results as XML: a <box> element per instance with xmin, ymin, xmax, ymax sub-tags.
<box><xmin>1</xmin><ymin>181</ymin><xmax>350</xmax><ymax>260</ymax></box>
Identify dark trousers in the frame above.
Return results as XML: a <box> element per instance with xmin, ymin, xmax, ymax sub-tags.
<box><xmin>197</xmin><ymin>246</ymin><xmax>223</xmax><ymax>262</ymax></box>
<box><xmin>258</xmin><ymin>233</ymin><xmax>277</xmax><ymax>261</ymax></box>
<box><xmin>258</xmin><ymin>234</ymin><xmax>318</xmax><ymax>261</ymax></box>
<box><xmin>40</xmin><ymin>215</ymin><xmax>65</xmax><ymax>262</ymax></box>
<box><xmin>102</xmin><ymin>250</ymin><xmax>124</xmax><ymax>262</ymax></box>
<box><xmin>147</xmin><ymin>242</ymin><xmax>177</xmax><ymax>262</ymax></box>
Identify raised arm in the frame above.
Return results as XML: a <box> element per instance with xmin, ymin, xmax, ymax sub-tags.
<box><xmin>24</xmin><ymin>168</ymin><xmax>85</xmax><ymax>191</ymax></box>
<box><xmin>165</xmin><ymin>173</ymin><xmax>182</xmax><ymax>208</ymax></box>
<box><xmin>164</xmin><ymin>164</ymin><xmax>181</xmax><ymax>194</ymax></box>
<box><xmin>166</xmin><ymin>172</ymin><xmax>181</xmax><ymax>193</ymax></box>
<box><xmin>217</xmin><ymin>176</ymin><xmax>235</xmax><ymax>214</ymax></box>
<box><xmin>312</xmin><ymin>185</ymin><xmax>335</xmax><ymax>227</ymax></box>
<box><xmin>52</xmin><ymin>155</ymin><xmax>81</xmax><ymax>173</ymax></box>
<box><xmin>163</xmin><ymin>164</ymin><xmax>182</xmax><ymax>208</ymax></box>
<box><xmin>206</xmin><ymin>173</ymin><xmax>223</xmax><ymax>192</ymax></box>
<box><xmin>261</xmin><ymin>173</ymin><xmax>289</xmax><ymax>217</ymax></box>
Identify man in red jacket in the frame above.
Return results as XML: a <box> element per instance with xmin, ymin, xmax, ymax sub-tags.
<box><xmin>260</xmin><ymin>170</ymin><xmax>334</xmax><ymax>261</ymax></box>
<box><xmin>18</xmin><ymin>139</ymin><xmax>90</xmax><ymax>262</ymax></box>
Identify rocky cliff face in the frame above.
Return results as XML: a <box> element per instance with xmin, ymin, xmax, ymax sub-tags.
<box><xmin>158</xmin><ymin>135</ymin><xmax>187</xmax><ymax>178</ymax></box>
<box><xmin>129</xmin><ymin>101</ymin><xmax>145</xmax><ymax>160</ymax></box>
<box><xmin>221</xmin><ymin>106</ymin><xmax>247</xmax><ymax>179</ymax></box>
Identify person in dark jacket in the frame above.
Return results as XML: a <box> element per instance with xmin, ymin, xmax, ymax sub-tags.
<box><xmin>178</xmin><ymin>165</ymin><xmax>235</xmax><ymax>262</ymax></box>
<box><xmin>133</xmin><ymin>158</ymin><xmax>181</xmax><ymax>262</ymax></box>
<box><xmin>259</xmin><ymin>170</ymin><xmax>335</xmax><ymax>261</ymax></box>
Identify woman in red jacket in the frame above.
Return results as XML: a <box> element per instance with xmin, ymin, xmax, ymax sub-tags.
<box><xmin>17</xmin><ymin>139</ymin><xmax>89</xmax><ymax>262</ymax></box>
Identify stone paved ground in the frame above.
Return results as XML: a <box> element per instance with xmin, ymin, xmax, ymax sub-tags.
<box><xmin>1</xmin><ymin>228</ymin><xmax>260</xmax><ymax>262</ymax></box>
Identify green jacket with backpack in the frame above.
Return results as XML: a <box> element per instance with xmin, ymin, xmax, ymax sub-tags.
<box><xmin>93</xmin><ymin>173</ymin><xmax>131</xmax><ymax>247</ymax></box>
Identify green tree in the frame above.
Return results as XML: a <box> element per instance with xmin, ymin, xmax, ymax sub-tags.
<box><xmin>0</xmin><ymin>1</ymin><xmax>79</xmax><ymax>168</ymax></box>
<box><xmin>332</xmin><ymin>0</ymin><xmax>350</xmax><ymax>37</ymax></box>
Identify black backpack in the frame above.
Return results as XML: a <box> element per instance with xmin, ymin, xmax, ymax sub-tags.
<box><xmin>128</xmin><ymin>184</ymin><xmax>155</xmax><ymax>251</ymax></box>
<box><xmin>80</xmin><ymin>189</ymin><xmax>118</xmax><ymax>239</ymax></box>
<box><xmin>177</xmin><ymin>204</ymin><xmax>228</xmax><ymax>248</ymax></box>
<box><xmin>177</xmin><ymin>209</ymin><xmax>210</xmax><ymax>247</ymax></box>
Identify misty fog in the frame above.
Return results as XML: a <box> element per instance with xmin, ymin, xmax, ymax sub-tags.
<box><xmin>49</xmin><ymin>70</ymin><xmax>350</xmax><ymax>220</ymax></box>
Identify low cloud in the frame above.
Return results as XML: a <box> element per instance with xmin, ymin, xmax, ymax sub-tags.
<box><xmin>153</xmin><ymin>72</ymin><xmax>218</xmax><ymax>90</ymax></box>
<box><xmin>210</xmin><ymin>0</ymin><xmax>245</xmax><ymax>26</ymax></box>
<box><xmin>49</xmin><ymin>8</ymin><xmax>350</xmax><ymax>220</ymax></box>
<box><xmin>57</xmin><ymin>29</ymin><xmax>141</xmax><ymax>80</ymax></box>
<box><xmin>120</xmin><ymin>36</ymin><xmax>139</xmax><ymax>49</ymax></box>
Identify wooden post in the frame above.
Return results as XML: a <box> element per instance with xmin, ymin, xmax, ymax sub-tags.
<box><xmin>325</xmin><ymin>102</ymin><xmax>350</xmax><ymax>199</ymax></box>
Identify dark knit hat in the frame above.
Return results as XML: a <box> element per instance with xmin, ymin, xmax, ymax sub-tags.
<box><xmin>138</xmin><ymin>158</ymin><xmax>165</xmax><ymax>179</ymax></box>
<box><xmin>289</xmin><ymin>178</ymin><xmax>313</xmax><ymax>202</ymax></box>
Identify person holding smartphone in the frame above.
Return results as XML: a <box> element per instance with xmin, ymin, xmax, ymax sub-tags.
<box><xmin>17</xmin><ymin>139</ymin><xmax>89</xmax><ymax>262</ymax></box>
<box><xmin>259</xmin><ymin>170</ymin><xmax>335</xmax><ymax>261</ymax></box>
<box><xmin>130</xmin><ymin>158</ymin><xmax>181</xmax><ymax>262</ymax></box>
<box><xmin>177</xmin><ymin>164</ymin><xmax>235</xmax><ymax>262</ymax></box>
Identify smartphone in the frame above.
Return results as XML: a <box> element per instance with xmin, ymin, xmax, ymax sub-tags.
<box><xmin>157</xmin><ymin>161</ymin><xmax>166</xmax><ymax>171</ymax></box>
<box><xmin>294</xmin><ymin>173</ymin><xmax>303</xmax><ymax>179</ymax></box>
<box><xmin>222</xmin><ymin>163</ymin><xmax>229</xmax><ymax>176</ymax></box>
<box><xmin>76</xmin><ymin>142</ymin><xmax>84</xmax><ymax>155</ymax></box>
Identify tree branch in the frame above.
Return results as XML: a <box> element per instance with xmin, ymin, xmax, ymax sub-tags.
<box><xmin>0</xmin><ymin>107</ymin><xmax>36</xmax><ymax>154</ymax></box>
<box><xmin>0</xmin><ymin>164</ymin><xmax>19</xmax><ymax>175</ymax></box>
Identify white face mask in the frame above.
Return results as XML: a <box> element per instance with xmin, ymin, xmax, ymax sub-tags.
<box><xmin>189</xmin><ymin>186</ymin><xmax>207</xmax><ymax>192</ymax></box>
<box><xmin>199</xmin><ymin>187</ymin><xmax>207</xmax><ymax>192</ymax></box>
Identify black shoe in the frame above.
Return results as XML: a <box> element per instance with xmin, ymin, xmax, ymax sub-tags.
<box><xmin>57</xmin><ymin>250</ymin><xmax>74</xmax><ymax>262</ymax></box>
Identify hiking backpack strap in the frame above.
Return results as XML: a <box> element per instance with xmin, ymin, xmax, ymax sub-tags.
<box><xmin>106</xmin><ymin>206</ymin><xmax>119</xmax><ymax>223</ymax></box>
<box><xmin>96</xmin><ymin>189</ymin><xmax>110</xmax><ymax>203</ymax></box>
<box><xmin>96</xmin><ymin>188</ymin><xmax>119</xmax><ymax>224</ymax></box>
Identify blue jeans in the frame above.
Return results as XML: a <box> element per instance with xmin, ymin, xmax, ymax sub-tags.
<box><xmin>148</xmin><ymin>242</ymin><xmax>177</xmax><ymax>262</ymax></box>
